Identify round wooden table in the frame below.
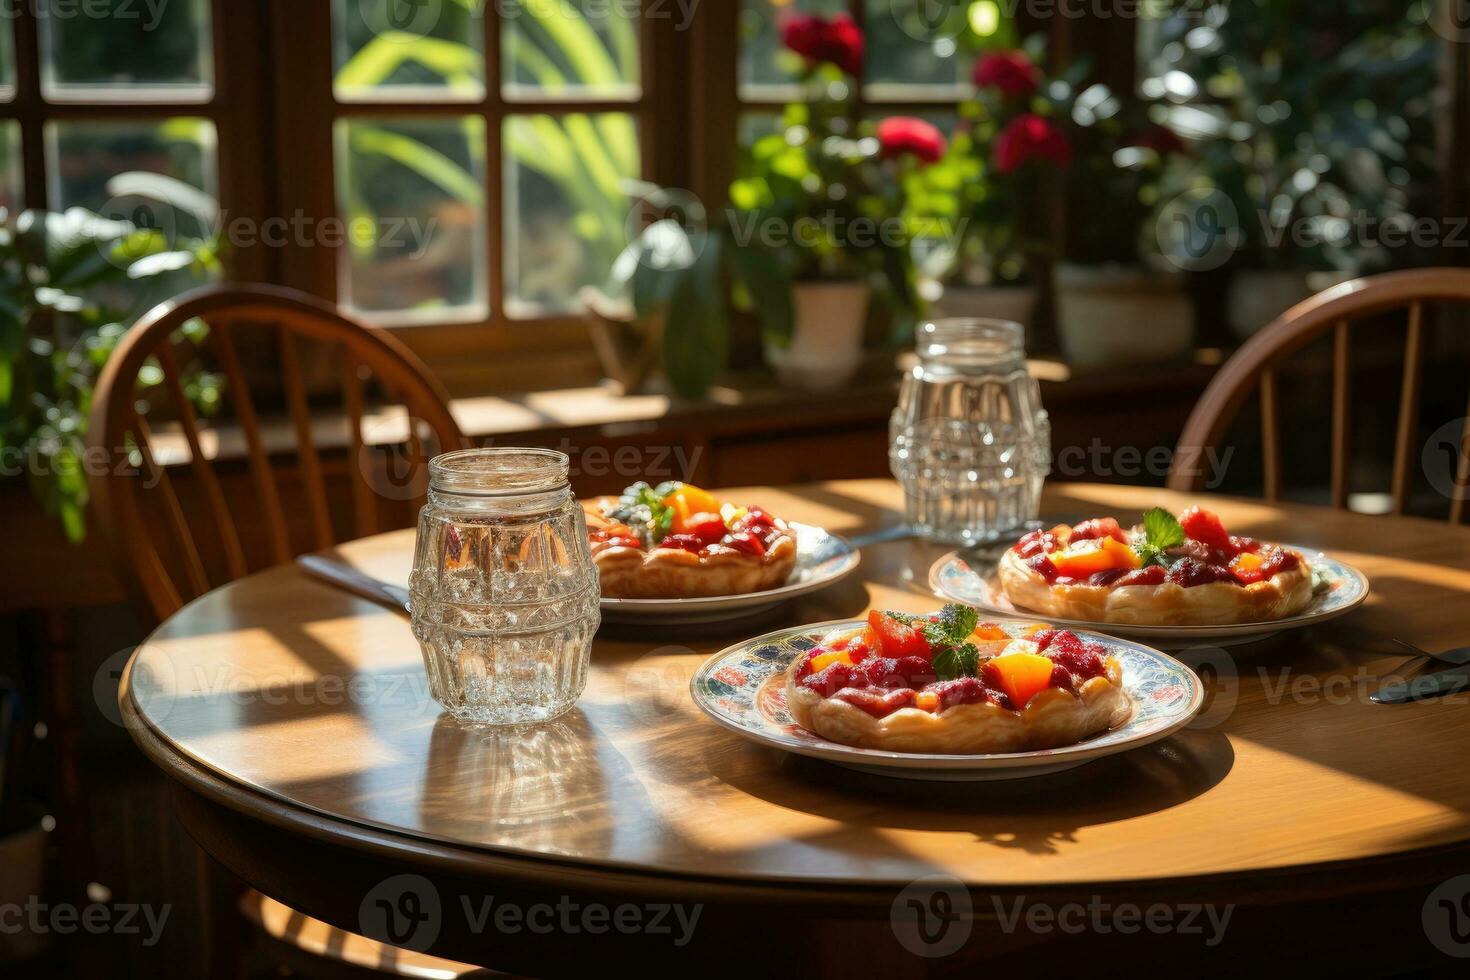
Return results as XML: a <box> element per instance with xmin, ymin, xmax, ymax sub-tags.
<box><xmin>122</xmin><ymin>481</ymin><xmax>1470</xmax><ymax>973</ymax></box>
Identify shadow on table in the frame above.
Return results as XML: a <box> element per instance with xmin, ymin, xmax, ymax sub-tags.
<box><xmin>701</xmin><ymin>730</ymin><xmax>1233</xmax><ymax>856</ymax></box>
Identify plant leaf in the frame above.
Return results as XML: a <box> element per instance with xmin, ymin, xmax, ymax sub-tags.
<box><xmin>661</xmin><ymin>233</ymin><xmax>726</xmax><ymax>398</ymax></box>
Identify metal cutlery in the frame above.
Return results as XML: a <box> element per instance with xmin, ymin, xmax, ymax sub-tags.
<box><xmin>1371</xmin><ymin>640</ymin><xmax>1470</xmax><ymax>704</ymax></box>
<box><xmin>295</xmin><ymin>554</ymin><xmax>411</xmax><ymax>617</ymax></box>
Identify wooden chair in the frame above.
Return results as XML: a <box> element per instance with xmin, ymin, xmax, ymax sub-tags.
<box><xmin>87</xmin><ymin>282</ymin><xmax>479</xmax><ymax>978</ymax></box>
<box><xmin>87</xmin><ymin>282</ymin><xmax>466</xmax><ymax>622</ymax></box>
<box><xmin>1167</xmin><ymin>267</ymin><xmax>1470</xmax><ymax>520</ymax></box>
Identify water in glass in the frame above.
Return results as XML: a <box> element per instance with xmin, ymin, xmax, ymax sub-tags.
<box><xmin>409</xmin><ymin>449</ymin><xmax>600</xmax><ymax>724</ymax></box>
<box><xmin>889</xmin><ymin>318</ymin><xmax>1051</xmax><ymax>545</ymax></box>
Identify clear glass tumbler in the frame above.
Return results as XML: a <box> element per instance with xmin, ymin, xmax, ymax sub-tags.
<box><xmin>889</xmin><ymin>318</ymin><xmax>1051</xmax><ymax>546</ymax></box>
<box><xmin>409</xmin><ymin>448</ymin><xmax>601</xmax><ymax>724</ymax></box>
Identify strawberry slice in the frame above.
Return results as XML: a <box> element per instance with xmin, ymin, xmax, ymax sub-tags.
<box><xmin>1179</xmin><ymin>506</ymin><xmax>1232</xmax><ymax>553</ymax></box>
<box><xmin>725</xmin><ymin>530</ymin><xmax>766</xmax><ymax>557</ymax></box>
<box><xmin>866</xmin><ymin>610</ymin><xmax>929</xmax><ymax>659</ymax></box>
<box><xmin>685</xmin><ymin>514</ymin><xmax>729</xmax><ymax>545</ymax></box>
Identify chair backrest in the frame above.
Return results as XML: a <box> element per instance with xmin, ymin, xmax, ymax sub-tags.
<box><xmin>1167</xmin><ymin>267</ymin><xmax>1470</xmax><ymax>521</ymax></box>
<box><xmin>87</xmin><ymin>282</ymin><xmax>465</xmax><ymax>621</ymax></box>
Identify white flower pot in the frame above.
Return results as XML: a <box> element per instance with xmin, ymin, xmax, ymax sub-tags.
<box><xmin>1055</xmin><ymin>263</ymin><xmax>1194</xmax><ymax>368</ymax></box>
<box><xmin>929</xmin><ymin>283</ymin><xmax>1038</xmax><ymax>330</ymax></box>
<box><xmin>1226</xmin><ymin>269</ymin><xmax>1350</xmax><ymax>340</ymax></box>
<box><xmin>765</xmin><ymin>281</ymin><xmax>871</xmax><ymax>391</ymax></box>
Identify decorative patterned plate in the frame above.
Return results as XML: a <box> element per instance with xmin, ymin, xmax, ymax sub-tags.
<box><xmin>600</xmin><ymin>523</ymin><xmax>860</xmax><ymax>625</ymax></box>
<box><xmin>690</xmin><ymin>619</ymin><xmax>1203</xmax><ymax>781</ymax></box>
<box><xmin>928</xmin><ymin>546</ymin><xmax>1369</xmax><ymax>649</ymax></box>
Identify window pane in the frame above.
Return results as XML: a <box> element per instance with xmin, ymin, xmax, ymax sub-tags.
<box><xmin>0</xmin><ymin>17</ymin><xmax>14</xmax><ymax>100</ymax></box>
<box><xmin>333</xmin><ymin>0</ymin><xmax>485</xmax><ymax>101</ymax></box>
<box><xmin>41</xmin><ymin>0</ymin><xmax>212</xmax><ymax>99</ymax></box>
<box><xmin>335</xmin><ymin>116</ymin><xmax>488</xmax><ymax>321</ymax></box>
<box><xmin>739</xmin><ymin>0</ymin><xmax>845</xmax><ymax>98</ymax></box>
<box><xmin>863</xmin><ymin>0</ymin><xmax>966</xmax><ymax>95</ymax></box>
<box><xmin>0</xmin><ymin>122</ymin><xmax>21</xmax><ymax>212</ymax></box>
<box><xmin>737</xmin><ymin>111</ymin><xmax>782</xmax><ymax>158</ymax></box>
<box><xmin>501</xmin><ymin>0</ymin><xmax>639</xmax><ymax>100</ymax></box>
<box><xmin>47</xmin><ymin>118</ymin><xmax>217</xmax><ymax>237</ymax></box>
<box><xmin>504</xmin><ymin>112</ymin><xmax>639</xmax><ymax>313</ymax></box>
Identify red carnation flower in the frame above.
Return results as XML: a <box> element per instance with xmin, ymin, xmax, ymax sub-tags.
<box><xmin>993</xmin><ymin>113</ymin><xmax>1071</xmax><ymax>174</ymax></box>
<box><xmin>972</xmin><ymin>50</ymin><xmax>1041</xmax><ymax>99</ymax></box>
<box><xmin>1127</xmin><ymin>125</ymin><xmax>1188</xmax><ymax>157</ymax></box>
<box><xmin>876</xmin><ymin>116</ymin><xmax>947</xmax><ymax>165</ymax></box>
<box><xmin>781</xmin><ymin>12</ymin><xmax>864</xmax><ymax>78</ymax></box>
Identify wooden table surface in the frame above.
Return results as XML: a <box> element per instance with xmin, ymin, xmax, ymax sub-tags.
<box><xmin>120</xmin><ymin>480</ymin><xmax>1470</xmax><ymax>970</ymax></box>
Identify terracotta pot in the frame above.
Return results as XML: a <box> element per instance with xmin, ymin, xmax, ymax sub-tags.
<box><xmin>1054</xmin><ymin>263</ymin><xmax>1194</xmax><ymax>368</ymax></box>
<box><xmin>929</xmin><ymin>283</ymin><xmax>1038</xmax><ymax>330</ymax></box>
<box><xmin>764</xmin><ymin>281</ymin><xmax>871</xmax><ymax>391</ymax></box>
<box><xmin>1226</xmin><ymin>269</ymin><xmax>1350</xmax><ymax>340</ymax></box>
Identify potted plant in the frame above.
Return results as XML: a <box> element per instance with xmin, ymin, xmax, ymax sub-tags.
<box><xmin>0</xmin><ymin>177</ymin><xmax>222</xmax><ymax>541</ymax></box>
<box><xmin>930</xmin><ymin>45</ymin><xmax>1066</xmax><ymax>329</ymax></box>
<box><xmin>739</xmin><ymin>11</ymin><xmax>929</xmax><ymax>389</ymax></box>
<box><xmin>1056</xmin><ymin>102</ymin><xmax>1195</xmax><ymax>367</ymax></box>
<box><xmin>1144</xmin><ymin>3</ymin><xmax>1438</xmax><ymax>338</ymax></box>
<box><xmin>618</xmin><ymin>12</ymin><xmax>930</xmax><ymax>396</ymax></box>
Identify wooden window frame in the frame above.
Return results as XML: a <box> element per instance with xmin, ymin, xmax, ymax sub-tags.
<box><xmin>4</xmin><ymin>3</ymin><xmax>1458</xmax><ymax>396</ymax></box>
<box><xmin>262</xmin><ymin>1</ymin><xmax>684</xmax><ymax>395</ymax></box>
<box><xmin>2</xmin><ymin>1</ymin><xmax>271</xmax><ymax>280</ymax></box>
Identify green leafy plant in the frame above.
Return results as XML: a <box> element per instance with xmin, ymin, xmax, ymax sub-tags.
<box><xmin>337</xmin><ymin>1</ymin><xmax>640</xmax><ymax>310</ymax></box>
<box><xmin>930</xmin><ymin>39</ymin><xmax>1077</xmax><ymax>286</ymax></box>
<box><xmin>0</xmin><ymin>179</ymin><xmax>222</xmax><ymax>541</ymax></box>
<box><xmin>1145</xmin><ymin>0</ymin><xmax>1439</xmax><ymax>273</ymax></box>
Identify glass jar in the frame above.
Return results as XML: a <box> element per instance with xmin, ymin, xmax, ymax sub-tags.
<box><xmin>889</xmin><ymin>318</ymin><xmax>1051</xmax><ymax>546</ymax></box>
<box><xmin>409</xmin><ymin>448</ymin><xmax>600</xmax><ymax>724</ymax></box>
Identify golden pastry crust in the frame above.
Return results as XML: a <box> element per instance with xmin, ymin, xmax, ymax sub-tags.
<box><xmin>996</xmin><ymin>547</ymin><xmax>1313</xmax><ymax>626</ymax></box>
<box><xmin>784</xmin><ymin>656</ymin><xmax>1130</xmax><ymax>754</ymax></box>
<box><xmin>587</xmin><ymin>500</ymin><xmax>798</xmax><ymax>599</ymax></box>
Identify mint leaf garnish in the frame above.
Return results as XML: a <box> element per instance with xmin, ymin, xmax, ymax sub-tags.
<box><xmin>931</xmin><ymin>642</ymin><xmax>980</xmax><ymax>681</ymax></box>
<box><xmin>1136</xmin><ymin>507</ymin><xmax>1185</xmax><ymax>566</ymax></box>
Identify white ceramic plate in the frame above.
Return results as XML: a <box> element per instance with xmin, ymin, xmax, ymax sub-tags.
<box><xmin>690</xmin><ymin>619</ymin><xmax>1203</xmax><ymax>781</ymax></box>
<box><xmin>599</xmin><ymin>523</ymin><xmax>860</xmax><ymax>625</ymax></box>
<box><xmin>927</xmin><ymin>546</ymin><xmax>1369</xmax><ymax>649</ymax></box>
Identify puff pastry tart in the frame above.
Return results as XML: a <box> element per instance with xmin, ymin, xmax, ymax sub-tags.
<box><xmin>997</xmin><ymin>506</ymin><xmax>1313</xmax><ymax>627</ymax></box>
<box><xmin>586</xmin><ymin>481</ymin><xmax>797</xmax><ymax>599</ymax></box>
<box><xmin>784</xmin><ymin>606</ymin><xmax>1130</xmax><ymax>754</ymax></box>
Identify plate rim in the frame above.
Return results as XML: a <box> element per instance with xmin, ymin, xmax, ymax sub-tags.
<box><xmin>926</xmin><ymin>545</ymin><xmax>1370</xmax><ymax>639</ymax></box>
<box><xmin>690</xmin><ymin>618</ymin><xmax>1205</xmax><ymax>771</ymax></box>
<box><xmin>599</xmin><ymin>522</ymin><xmax>860</xmax><ymax>613</ymax></box>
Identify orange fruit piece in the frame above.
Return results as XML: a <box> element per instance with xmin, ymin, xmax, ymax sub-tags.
<box><xmin>915</xmin><ymin>690</ymin><xmax>939</xmax><ymax>712</ymax></box>
<box><xmin>971</xmin><ymin>622</ymin><xmax>1009</xmax><ymax>641</ymax></box>
<box><xmin>1050</xmin><ymin>537</ymin><xmax>1142</xmax><ymax>578</ymax></box>
<box><xmin>664</xmin><ymin>483</ymin><xmax>722</xmax><ymax>533</ymax></box>
<box><xmin>808</xmin><ymin>650</ymin><xmax>853</xmax><ymax>673</ymax></box>
<box><xmin>987</xmin><ymin>652</ymin><xmax>1057</xmax><ymax>710</ymax></box>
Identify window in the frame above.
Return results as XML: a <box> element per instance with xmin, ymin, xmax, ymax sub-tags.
<box><xmin>0</xmin><ymin>2</ymin><xmax>230</xmax><ymax>238</ymax></box>
<box><xmin>0</xmin><ymin>2</ymin><xmax>1450</xmax><ymax>394</ymax></box>
<box><xmin>326</xmin><ymin>1</ymin><xmax>645</xmax><ymax>325</ymax></box>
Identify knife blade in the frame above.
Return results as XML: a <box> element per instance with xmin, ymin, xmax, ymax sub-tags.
<box><xmin>295</xmin><ymin>554</ymin><xmax>411</xmax><ymax>616</ymax></box>
<box><xmin>1370</xmin><ymin>663</ymin><xmax>1470</xmax><ymax>704</ymax></box>
<box><xmin>1392</xmin><ymin>638</ymin><xmax>1470</xmax><ymax>667</ymax></box>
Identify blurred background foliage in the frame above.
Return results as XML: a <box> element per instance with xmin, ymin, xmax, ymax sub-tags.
<box><xmin>1143</xmin><ymin>0</ymin><xmax>1441</xmax><ymax>273</ymax></box>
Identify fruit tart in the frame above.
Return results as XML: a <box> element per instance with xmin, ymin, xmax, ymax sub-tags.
<box><xmin>997</xmin><ymin>506</ymin><xmax>1313</xmax><ymax>626</ymax></box>
<box><xmin>586</xmin><ymin>481</ymin><xmax>798</xmax><ymax>599</ymax></box>
<box><xmin>784</xmin><ymin>605</ymin><xmax>1130</xmax><ymax>753</ymax></box>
